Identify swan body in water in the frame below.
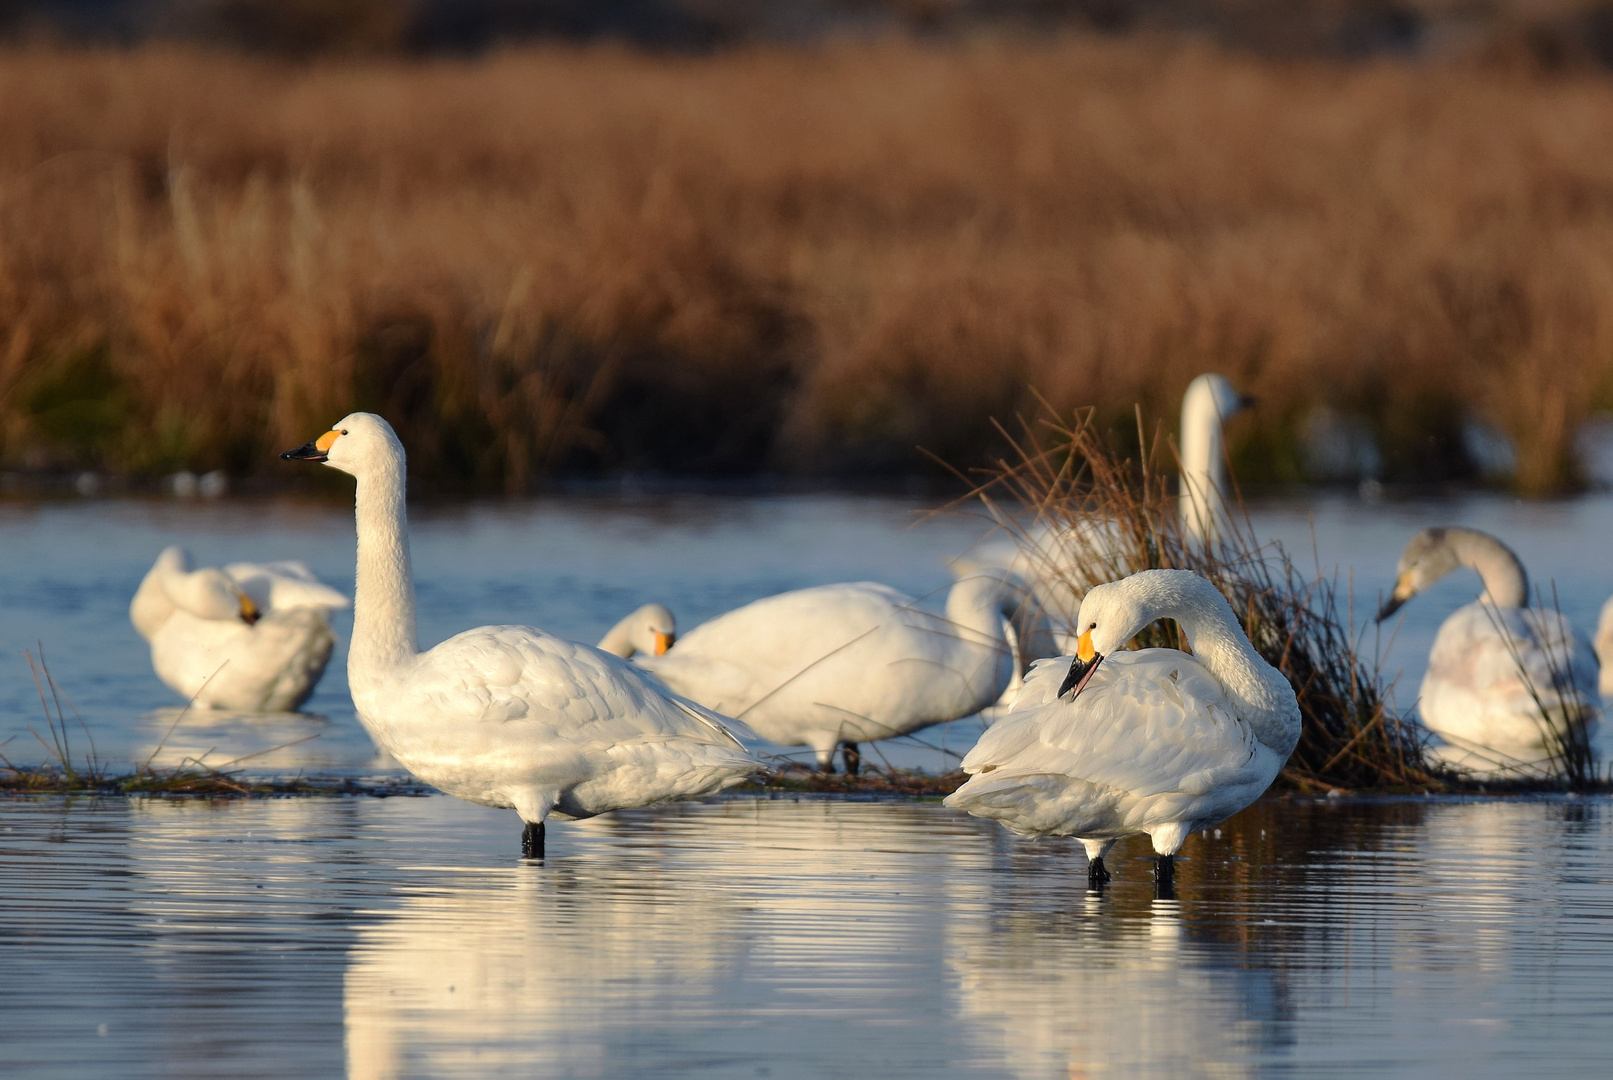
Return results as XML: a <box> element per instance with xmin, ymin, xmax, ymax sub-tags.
<box><xmin>1378</xmin><ymin>527</ymin><xmax>1600</xmax><ymax>777</ymax></box>
<box><xmin>945</xmin><ymin>569</ymin><xmax>1300</xmax><ymax>895</ymax></box>
<box><xmin>617</xmin><ymin>574</ymin><xmax>1057</xmax><ymax>774</ymax></box>
<box><xmin>975</xmin><ymin>373</ymin><xmax>1253</xmax><ymax>645</ymax></box>
<box><xmin>281</xmin><ymin>413</ymin><xmax>762</xmax><ymax>856</ymax></box>
<box><xmin>129</xmin><ymin>546</ymin><xmax>348</xmax><ymax>711</ymax></box>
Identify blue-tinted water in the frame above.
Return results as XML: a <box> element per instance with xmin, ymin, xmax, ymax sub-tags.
<box><xmin>2</xmin><ymin>491</ymin><xmax>1612</xmax><ymax>1078</ymax></box>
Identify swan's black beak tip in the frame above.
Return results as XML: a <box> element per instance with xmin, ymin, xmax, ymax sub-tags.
<box><xmin>1376</xmin><ymin>595</ymin><xmax>1405</xmax><ymax>623</ymax></box>
<box><xmin>281</xmin><ymin>441</ymin><xmax>326</xmax><ymax>463</ymax></box>
<box><xmin>1058</xmin><ymin>653</ymin><xmax>1104</xmax><ymax>700</ymax></box>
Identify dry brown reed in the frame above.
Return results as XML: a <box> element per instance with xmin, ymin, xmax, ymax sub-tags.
<box><xmin>4</xmin><ymin>40</ymin><xmax>1613</xmax><ymax>489</ymax></box>
<box><xmin>957</xmin><ymin>403</ymin><xmax>1444</xmax><ymax>792</ymax></box>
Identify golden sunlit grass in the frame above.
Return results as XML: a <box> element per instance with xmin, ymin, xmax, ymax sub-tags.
<box><xmin>2</xmin><ymin>40</ymin><xmax>1613</xmax><ymax>489</ymax></box>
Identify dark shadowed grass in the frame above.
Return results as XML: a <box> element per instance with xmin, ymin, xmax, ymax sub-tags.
<box><xmin>948</xmin><ymin>402</ymin><xmax>1449</xmax><ymax>793</ymax></box>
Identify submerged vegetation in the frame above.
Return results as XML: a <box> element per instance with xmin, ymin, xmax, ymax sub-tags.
<box><xmin>3</xmin><ymin>40</ymin><xmax>1613</xmax><ymax>490</ymax></box>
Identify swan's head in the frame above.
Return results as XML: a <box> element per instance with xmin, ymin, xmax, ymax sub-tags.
<box><xmin>1378</xmin><ymin>527</ymin><xmax>1461</xmax><ymax>621</ymax></box>
<box><xmin>280</xmin><ymin>412</ymin><xmax>404</xmax><ymax>478</ymax></box>
<box><xmin>1183</xmin><ymin>373</ymin><xmax>1255</xmax><ymax>424</ymax></box>
<box><xmin>1059</xmin><ymin>569</ymin><xmax>1213</xmax><ymax>699</ymax></box>
<box><xmin>153</xmin><ymin>546</ymin><xmax>260</xmax><ymax>625</ymax></box>
<box><xmin>632</xmin><ymin>603</ymin><xmax>677</xmax><ymax>655</ymax></box>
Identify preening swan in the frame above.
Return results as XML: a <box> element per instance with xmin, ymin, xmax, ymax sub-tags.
<box><xmin>976</xmin><ymin>373</ymin><xmax>1253</xmax><ymax>643</ymax></box>
<box><xmin>1377</xmin><ymin>527</ymin><xmax>1600</xmax><ymax>777</ymax></box>
<box><xmin>281</xmin><ymin>413</ymin><xmax>761</xmax><ymax>857</ymax></box>
<box><xmin>629</xmin><ymin>573</ymin><xmax>1057</xmax><ymax>774</ymax></box>
<box><xmin>597</xmin><ymin>603</ymin><xmax>676</xmax><ymax>659</ymax></box>
<box><xmin>129</xmin><ymin>546</ymin><xmax>348</xmax><ymax>711</ymax></box>
<box><xmin>944</xmin><ymin>569</ymin><xmax>1300</xmax><ymax>896</ymax></box>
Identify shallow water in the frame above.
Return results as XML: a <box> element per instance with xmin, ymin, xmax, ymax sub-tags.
<box><xmin>4</xmin><ymin>492</ymin><xmax>1613</xmax><ymax>1076</ymax></box>
<box><xmin>2</xmin><ymin>793</ymin><xmax>1611</xmax><ymax>1079</ymax></box>
<box><xmin>1</xmin><ymin>490</ymin><xmax>1610</xmax><ymax>777</ymax></box>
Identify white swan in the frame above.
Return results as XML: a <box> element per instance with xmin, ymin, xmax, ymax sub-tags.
<box><xmin>280</xmin><ymin>413</ymin><xmax>762</xmax><ymax>856</ymax></box>
<box><xmin>976</xmin><ymin>373</ymin><xmax>1253</xmax><ymax>644</ymax></box>
<box><xmin>129</xmin><ymin>546</ymin><xmax>348</xmax><ymax>711</ymax></box>
<box><xmin>596</xmin><ymin>603</ymin><xmax>676</xmax><ymax>658</ymax></box>
<box><xmin>1377</xmin><ymin>527</ymin><xmax>1601</xmax><ymax>777</ymax></box>
<box><xmin>627</xmin><ymin>572</ymin><xmax>1056</xmax><ymax>774</ymax></box>
<box><xmin>944</xmin><ymin>569</ymin><xmax>1300</xmax><ymax>895</ymax></box>
<box><xmin>1597</xmin><ymin>595</ymin><xmax>1613</xmax><ymax>699</ymax></box>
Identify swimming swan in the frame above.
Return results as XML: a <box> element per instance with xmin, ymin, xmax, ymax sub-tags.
<box><xmin>944</xmin><ymin>569</ymin><xmax>1300</xmax><ymax>895</ymax></box>
<box><xmin>129</xmin><ymin>546</ymin><xmax>348</xmax><ymax>711</ymax></box>
<box><xmin>281</xmin><ymin>413</ymin><xmax>762</xmax><ymax>857</ymax></box>
<box><xmin>977</xmin><ymin>373</ymin><xmax>1254</xmax><ymax>643</ymax></box>
<box><xmin>627</xmin><ymin>573</ymin><xmax>1057</xmax><ymax>774</ymax></box>
<box><xmin>1377</xmin><ymin>527</ymin><xmax>1600</xmax><ymax>776</ymax></box>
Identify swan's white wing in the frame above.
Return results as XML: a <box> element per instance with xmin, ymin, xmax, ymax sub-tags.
<box><xmin>635</xmin><ymin>582</ymin><xmax>915</xmax><ymax>715</ymax></box>
<box><xmin>404</xmin><ymin>627</ymin><xmax>756</xmax><ymax>749</ymax></box>
<box><xmin>226</xmin><ymin>561</ymin><xmax>349</xmax><ymax>612</ymax></box>
<box><xmin>1427</xmin><ymin>605</ymin><xmax>1599</xmax><ymax>714</ymax></box>
<box><xmin>959</xmin><ymin>650</ymin><xmax>1262</xmax><ymax>799</ymax></box>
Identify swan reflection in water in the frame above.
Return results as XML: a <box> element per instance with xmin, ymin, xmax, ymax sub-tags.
<box><xmin>947</xmin><ymin>887</ymin><xmax>1278</xmax><ymax>1080</ymax></box>
<box><xmin>128</xmin><ymin>706</ymin><xmax>393</xmax><ymax>774</ymax></box>
<box><xmin>343</xmin><ymin>800</ymin><xmax>985</xmax><ymax>1079</ymax></box>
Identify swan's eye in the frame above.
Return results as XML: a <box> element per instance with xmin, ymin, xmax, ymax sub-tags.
<box><xmin>340</xmin><ymin>429</ymin><xmax>349</xmax><ymax>435</ymax></box>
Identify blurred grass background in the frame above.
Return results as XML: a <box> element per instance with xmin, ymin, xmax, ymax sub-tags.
<box><xmin>4</xmin><ymin>2</ymin><xmax>1613</xmax><ymax>492</ymax></box>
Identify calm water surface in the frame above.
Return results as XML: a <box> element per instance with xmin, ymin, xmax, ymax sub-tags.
<box><xmin>2</xmin><ymin>491</ymin><xmax>1612</xmax><ymax>1077</ymax></box>
<box><xmin>2</xmin><ymin>491</ymin><xmax>1611</xmax><ymax>774</ymax></box>
<box><xmin>2</xmin><ymin>793</ymin><xmax>1610</xmax><ymax>1079</ymax></box>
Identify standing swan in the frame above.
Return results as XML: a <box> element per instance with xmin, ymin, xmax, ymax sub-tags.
<box><xmin>626</xmin><ymin>574</ymin><xmax>1056</xmax><ymax>774</ymax></box>
<box><xmin>1377</xmin><ymin>527</ymin><xmax>1600</xmax><ymax>775</ymax></box>
<box><xmin>281</xmin><ymin>414</ymin><xmax>762</xmax><ymax>857</ymax></box>
<box><xmin>944</xmin><ymin>569</ymin><xmax>1300</xmax><ymax>896</ymax></box>
<box><xmin>130</xmin><ymin>546</ymin><xmax>348</xmax><ymax>711</ymax></box>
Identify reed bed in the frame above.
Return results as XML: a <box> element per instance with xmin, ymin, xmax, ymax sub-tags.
<box><xmin>3</xmin><ymin>40</ymin><xmax>1613</xmax><ymax>489</ymax></box>
<box><xmin>956</xmin><ymin>404</ymin><xmax>1448</xmax><ymax>792</ymax></box>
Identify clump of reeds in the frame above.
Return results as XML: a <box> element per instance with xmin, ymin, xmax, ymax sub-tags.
<box><xmin>956</xmin><ymin>404</ymin><xmax>1442</xmax><ymax>792</ymax></box>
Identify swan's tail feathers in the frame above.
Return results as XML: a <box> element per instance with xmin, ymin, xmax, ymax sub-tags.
<box><xmin>671</xmin><ymin>694</ymin><xmax>761</xmax><ymax>749</ymax></box>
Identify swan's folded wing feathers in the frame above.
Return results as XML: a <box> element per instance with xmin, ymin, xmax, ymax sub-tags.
<box><xmin>962</xmin><ymin>652</ymin><xmax>1259</xmax><ymax>799</ymax></box>
<box><xmin>409</xmin><ymin>627</ymin><xmax>755</xmax><ymax>750</ymax></box>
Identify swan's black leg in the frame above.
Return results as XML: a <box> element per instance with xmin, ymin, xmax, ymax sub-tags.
<box><xmin>522</xmin><ymin>821</ymin><xmax>545</xmax><ymax>860</ymax></box>
<box><xmin>1154</xmin><ymin>854</ymin><xmax>1175</xmax><ymax>900</ymax></box>
<box><xmin>840</xmin><ymin>741</ymin><xmax>861</xmax><ymax>776</ymax></box>
<box><xmin>1087</xmin><ymin>856</ymin><xmax>1111</xmax><ymax>890</ymax></box>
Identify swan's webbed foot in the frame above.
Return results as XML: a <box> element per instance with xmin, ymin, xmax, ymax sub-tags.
<box><xmin>840</xmin><ymin>741</ymin><xmax>861</xmax><ymax>776</ymax></box>
<box><xmin>522</xmin><ymin>821</ymin><xmax>545</xmax><ymax>860</ymax></box>
<box><xmin>1086</xmin><ymin>856</ymin><xmax>1111</xmax><ymax>890</ymax></box>
<box><xmin>1153</xmin><ymin>854</ymin><xmax>1175</xmax><ymax>900</ymax></box>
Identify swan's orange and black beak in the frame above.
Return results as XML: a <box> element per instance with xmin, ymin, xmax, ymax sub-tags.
<box><xmin>238</xmin><ymin>593</ymin><xmax>261</xmax><ymax>626</ymax></box>
<box><xmin>1058</xmin><ymin>630</ymin><xmax>1103</xmax><ymax>700</ymax></box>
<box><xmin>281</xmin><ymin>430</ymin><xmax>341</xmax><ymax>463</ymax></box>
<box><xmin>653</xmin><ymin>631</ymin><xmax>675</xmax><ymax>656</ymax></box>
<box><xmin>1376</xmin><ymin>573</ymin><xmax>1414</xmax><ymax>623</ymax></box>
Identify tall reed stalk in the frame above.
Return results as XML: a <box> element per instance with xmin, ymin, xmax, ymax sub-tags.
<box><xmin>955</xmin><ymin>404</ymin><xmax>1440</xmax><ymax>792</ymax></box>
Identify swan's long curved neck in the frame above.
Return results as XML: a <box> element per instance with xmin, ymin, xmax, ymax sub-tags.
<box><xmin>1448</xmin><ymin>529</ymin><xmax>1529</xmax><ymax>609</ymax></box>
<box><xmin>350</xmin><ymin>456</ymin><xmax>419</xmax><ymax>682</ymax></box>
<box><xmin>1156</xmin><ymin>588</ymin><xmax>1298</xmax><ymax>756</ymax></box>
<box><xmin>597</xmin><ymin>615</ymin><xmax>638</xmax><ymax>658</ymax></box>
<box><xmin>1178</xmin><ymin>394</ymin><xmax>1227</xmax><ymax>545</ymax></box>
